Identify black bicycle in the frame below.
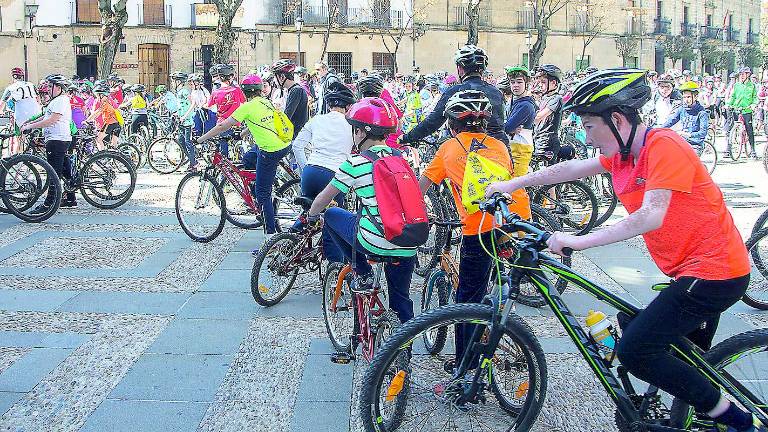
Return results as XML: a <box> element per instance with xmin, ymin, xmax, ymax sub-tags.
<box><xmin>359</xmin><ymin>194</ymin><xmax>768</xmax><ymax>432</ymax></box>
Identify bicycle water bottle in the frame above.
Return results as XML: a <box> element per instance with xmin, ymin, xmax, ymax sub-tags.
<box><xmin>585</xmin><ymin>310</ymin><xmax>617</xmax><ymax>363</ymax></box>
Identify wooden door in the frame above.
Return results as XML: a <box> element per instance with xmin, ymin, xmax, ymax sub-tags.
<box><xmin>138</xmin><ymin>44</ymin><xmax>169</xmax><ymax>93</ymax></box>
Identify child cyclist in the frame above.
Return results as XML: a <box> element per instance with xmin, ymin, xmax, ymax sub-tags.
<box><xmin>486</xmin><ymin>68</ymin><xmax>759</xmax><ymax>432</ymax></box>
<box><xmin>305</xmin><ymin>98</ymin><xmax>418</xmax><ymax>325</ymax></box>
<box><xmin>662</xmin><ymin>81</ymin><xmax>709</xmax><ymax>155</ymax></box>
<box><xmin>418</xmin><ymin>89</ymin><xmax>531</xmax><ymax>370</ymax></box>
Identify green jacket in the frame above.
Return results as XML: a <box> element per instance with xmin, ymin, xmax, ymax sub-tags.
<box><xmin>728</xmin><ymin>81</ymin><xmax>758</xmax><ymax>113</ymax></box>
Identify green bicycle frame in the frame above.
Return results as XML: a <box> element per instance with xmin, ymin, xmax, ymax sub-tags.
<box><xmin>517</xmin><ymin>251</ymin><xmax>768</xmax><ymax>430</ymax></box>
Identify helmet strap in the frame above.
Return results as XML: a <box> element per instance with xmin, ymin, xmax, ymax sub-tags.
<box><xmin>601</xmin><ymin>111</ymin><xmax>637</xmax><ymax>161</ymax></box>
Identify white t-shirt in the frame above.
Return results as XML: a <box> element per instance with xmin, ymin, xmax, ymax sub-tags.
<box><xmin>43</xmin><ymin>94</ymin><xmax>72</xmax><ymax>142</ymax></box>
<box><xmin>189</xmin><ymin>88</ymin><xmax>210</xmax><ymax>108</ymax></box>
<box><xmin>2</xmin><ymin>81</ymin><xmax>41</xmax><ymax>127</ymax></box>
<box><xmin>292</xmin><ymin>110</ymin><xmax>353</xmax><ymax>171</ymax></box>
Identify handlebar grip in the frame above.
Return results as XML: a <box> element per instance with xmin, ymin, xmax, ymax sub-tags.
<box><xmin>561</xmin><ymin>248</ymin><xmax>574</xmax><ymax>257</ymax></box>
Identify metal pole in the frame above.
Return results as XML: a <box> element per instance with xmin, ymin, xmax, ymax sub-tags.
<box><xmin>297</xmin><ymin>31</ymin><xmax>301</xmax><ymax>66</ymax></box>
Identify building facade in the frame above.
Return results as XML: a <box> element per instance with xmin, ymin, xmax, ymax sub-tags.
<box><xmin>0</xmin><ymin>0</ymin><xmax>761</xmax><ymax>88</ymax></box>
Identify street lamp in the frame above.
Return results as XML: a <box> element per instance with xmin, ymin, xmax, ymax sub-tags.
<box><xmin>23</xmin><ymin>1</ymin><xmax>39</xmax><ymax>82</ymax></box>
<box><xmin>295</xmin><ymin>16</ymin><xmax>304</xmax><ymax>67</ymax></box>
<box><xmin>525</xmin><ymin>30</ymin><xmax>533</xmax><ymax>69</ymax></box>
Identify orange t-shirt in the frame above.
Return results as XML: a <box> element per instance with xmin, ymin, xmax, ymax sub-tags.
<box><xmin>98</xmin><ymin>100</ymin><xmax>119</xmax><ymax>126</ymax></box>
<box><xmin>423</xmin><ymin>132</ymin><xmax>531</xmax><ymax>236</ymax></box>
<box><xmin>599</xmin><ymin>128</ymin><xmax>749</xmax><ymax>280</ymax></box>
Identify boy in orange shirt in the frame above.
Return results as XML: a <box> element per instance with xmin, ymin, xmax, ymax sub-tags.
<box><xmin>419</xmin><ymin>89</ymin><xmax>530</xmax><ymax>370</ymax></box>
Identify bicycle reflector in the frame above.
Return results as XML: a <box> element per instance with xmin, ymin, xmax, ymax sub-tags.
<box><xmin>385</xmin><ymin>370</ymin><xmax>408</xmax><ymax>401</ymax></box>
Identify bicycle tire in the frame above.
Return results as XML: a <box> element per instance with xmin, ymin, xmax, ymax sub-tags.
<box><xmin>250</xmin><ymin>232</ymin><xmax>301</xmax><ymax>306</ymax></box>
<box><xmin>117</xmin><ymin>142</ymin><xmax>142</xmax><ymax>170</ymax></box>
<box><xmin>147</xmin><ymin>137</ymin><xmax>184</xmax><ymax>174</ymax></box>
<box><xmin>0</xmin><ymin>156</ymin><xmax>44</xmax><ymax>213</ymax></box>
<box><xmin>322</xmin><ymin>262</ymin><xmax>355</xmax><ymax>353</ymax></box>
<box><xmin>419</xmin><ymin>269</ymin><xmax>452</xmax><ymax>355</ymax></box>
<box><xmin>728</xmin><ymin>126</ymin><xmax>744</xmax><ymax>161</ymax></box>
<box><xmin>515</xmin><ymin>203</ymin><xmax>571</xmax><ymax>308</ymax></box>
<box><xmin>373</xmin><ymin>310</ymin><xmax>402</xmax><ymax>360</ymax></box>
<box><xmin>359</xmin><ymin>303</ymin><xmax>547</xmax><ymax>432</ymax></box>
<box><xmin>79</xmin><ymin>151</ymin><xmax>136</xmax><ymax>209</ymax></box>
<box><xmin>533</xmin><ymin>180</ymin><xmax>598</xmax><ymax>236</ymax></box>
<box><xmin>175</xmin><ymin>172</ymin><xmax>226</xmax><ymax>243</ymax></box>
<box><xmin>743</xmin><ymin>227</ymin><xmax>768</xmax><ymax>310</ymax></box>
<box><xmin>753</xmin><ymin>209</ymin><xmax>768</xmax><ymax>237</ymax></box>
<box><xmin>416</xmin><ymin>188</ymin><xmax>446</xmax><ymax>277</ymax></box>
<box><xmin>217</xmin><ymin>174</ymin><xmax>264</xmax><ymax>230</ymax></box>
<box><xmin>668</xmin><ymin>328</ymin><xmax>768</xmax><ymax>429</ymax></box>
<box><xmin>699</xmin><ymin>139</ymin><xmax>718</xmax><ymax>175</ymax></box>
<box><xmin>593</xmin><ymin>173</ymin><xmax>618</xmax><ymax>227</ymax></box>
<box><xmin>763</xmin><ymin>141</ymin><xmax>768</xmax><ymax>175</ymax></box>
<box><xmin>273</xmin><ymin>178</ymin><xmax>302</xmax><ymax>227</ymax></box>
<box><xmin>0</xmin><ymin>154</ymin><xmax>61</xmax><ymax>223</ymax></box>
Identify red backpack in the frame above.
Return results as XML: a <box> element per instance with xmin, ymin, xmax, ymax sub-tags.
<box><xmin>360</xmin><ymin>149</ymin><xmax>429</xmax><ymax>247</ymax></box>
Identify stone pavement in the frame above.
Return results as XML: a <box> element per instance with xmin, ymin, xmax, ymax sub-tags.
<box><xmin>0</xmin><ymin>141</ymin><xmax>766</xmax><ymax>432</ymax></box>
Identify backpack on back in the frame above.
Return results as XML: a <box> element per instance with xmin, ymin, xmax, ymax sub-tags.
<box><xmin>256</xmin><ymin>99</ymin><xmax>294</xmax><ymax>143</ymax></box>
<box><xmin>458</xmin><ymin>136</ymin><xmax>512</xmax><ymax>214</ymax></box>
<box><xmin>360</xmin><ymin>149</ymin><xmax>429</xmax><ymax>247</ymax></box>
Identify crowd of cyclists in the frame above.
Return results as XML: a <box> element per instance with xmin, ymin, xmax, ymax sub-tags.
<box><xmin>1</xmin><ymin>43</ymin><xmax>766</xmax><ymax>431</ymax></box>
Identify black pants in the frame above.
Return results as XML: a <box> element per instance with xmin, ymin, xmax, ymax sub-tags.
<box><xmin>741</xmin><ymin>112</ymin><xmax>757</xmax><ymax>154</ymax></box>
<box><xmin>615</xmin><ymin>275</ymin><xmax>749</xmax><ymax>413</ymax></box>
<box><xmin>455</xmin><ymin>232</ymin><xmax>495</xmax><ymax>367</ymax></box>
<box><xmin>44</xmin><ymin>140</ymin><xmax>73</xmax><ymax>205</ymax></box>
<box><xmin>130</xmin><ymin>113</ymin><xmax>148</xmax><ymax>134</ymax></box>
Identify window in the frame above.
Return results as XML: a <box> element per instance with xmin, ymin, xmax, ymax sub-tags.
<box><xmin>328</xmin><ymin>52</ymin><xmax>353</xmax><ymax>78</ymax></box>
<box><xmin>372</xmin><ymin>52</ymin><xmax>395</xmax><ymax>76</ymax></box>
<box><xmin>143</xmin><ymin>0</ymin><xmax>165</xmax><ymax>26</ymax></box>
<box><xmin>624</xmin><ymin>56</ymin><xmax>639</xmax><ymax>68</ymax></box>
<box><xmin>76</xmin><ymin>0</ymin><xmax>100</xmax><ymax>24</ymax></box>
<box><xmin>521</xmin><ymin>53</ymin><xmax>529</xmax><ymax>68</ymax></box>
<box><xmin>280</xmin><ymin>51</ymin><xmax>306</xmax><ymax>67</ymax></box>
<box><xmin>575</xmin><ymin>55</ymin><xmax>590</xmax><ymax>71</ymax></box>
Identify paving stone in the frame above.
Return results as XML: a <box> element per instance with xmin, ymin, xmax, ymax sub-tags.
<box><xmin>80</xmin><ymin>400</ymin><xmax>208</xmax><ymax>432</ymax></box>
<box><xmin>0</xmin><ymin>347</ymin><xmax>72</xmax><ymax>392</ymax></box>
<box><xmin>0</xmin><ymin>392</ymin><xmax>23</xmax><ymax>416</ymax></box>
<box><xmin>217</xmin><ymin>252</ymin><xmax>256</xmax><ymax>270</ymax></box>
<box><xmin>291</xmin><ymin>401</ymin><xmax>350</xmax><ymax>432</ymax></box>
<box><xmin>257</xmin><ymin>294</ymin><xmax>323</xmax><ymax>318</ymax></box>
<box><xmin>295</xmin><ymin>354</ymin><xmax>353</xmax><ymax>402</ymax></box>
<box><xmin>0</xmin><ymin>348</ymin><xmax>30</xmax><ymax>375</ymax></box>
<box><xmin>200</xmin><ymin>270</ymin><xmax>252</xmax><ymax>292</ymax></box>
<box><xmin>147</xmin><ymin>318</ymin><xmax>251</xmax><ymax>355</ymax></box>
<box><xmin>177</xmin><ymin>292</ymin><xmax>260</xmax><ymax>320</ymax></box>
<box><xmin>57</xmin><ymin>291</ymin><xmax>190</xmax><ymax>315</ymax></box>
<box><xmin>0</xmin><ymin>289</ymin><xmax>80</xmax><ymax>312</ymax></box>
<box><xmin>109</xmin><ymin>353</ymin><xmax>233</xmax><ymax>402</ymax></box>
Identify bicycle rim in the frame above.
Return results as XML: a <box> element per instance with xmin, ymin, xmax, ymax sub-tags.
<box><xmin>148</xmin><ymin>138</ymin><xmax>184</xmax><ymax>174</ymax></box>
<box><xmin>744</xmin><ymin>228</ymin><xmax>768</xmax><ymax>310</ymax></box>
<box><xmin>175</xmin><ymin>172</ymin><xmax>226</xmax><ymax>242</ymax></box>
<box><xmin>80</xmin><ymin>152</ymin><xmax>136</xmax><ymax>209</ymax></box>
<box><xmin>322</xmin><ymin>262</ymin><xmax>355</xmax><ymax>353</ymax></box>
<box><xmin>251</xmin><ymin>233</ymin><xmax>300</xmax><ymax>306</ymax></box>
<box><xmin>0</xmin><ymin>155</ymin><xmax>61</xmax><ymax>222</ymax></box>
<box><xmin>218</xmin><ymin>174</ymin><xmax>263</xmax><ymax>229</ymax></box>
<box><xmin>700</xmin><ymin>141</ymin><xmax>718</xmax><ymax>175</ymax></box>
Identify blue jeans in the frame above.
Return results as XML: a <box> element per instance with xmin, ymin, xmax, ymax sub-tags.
<box><xmin>323</xmin><ymin>207</ymin><xmax>415</xmax><ymax>323</ymax></box>
<box><xmin>218</xmin><ymin>128</ymin><xmax>232</xmax><ymax>159</ymax></box>
<box><xmin>178</xmin><ymin>125</ymin><xmax>195</xmax><ymax>167</ymax></box>
<box><xmin>244</xmin><ymin>145</ymin><xmax>291</xmax><ymax>234</ymax></box>
<box><xmin>193</xmin><ymin>109</ymin><xmax>217</xmax><ymax>136</ymax></box>
<box><xmin>455</xmin><ymin>232</ymin><xmax>495</xmax><ymax>367</ymax></box>
<box><xmin>296</xmin><ymin>165</ymin><xmax>345</xmax><ymax>262</ymax></box>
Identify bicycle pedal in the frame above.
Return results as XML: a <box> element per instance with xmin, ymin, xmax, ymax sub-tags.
<box><xmin>330</xmin><ymin>352</ymin><xmax>355</xmax><ymax>364</ymax></box>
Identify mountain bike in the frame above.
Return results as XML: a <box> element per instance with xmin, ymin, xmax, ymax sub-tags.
<box><xmin>65</xmin><ymin>140</ymin><xmax>136</xmax><ymax>209</ymax></box>
<box><xmin>0</xmin><ymin>136</ymin><xmax>62</xmax><ymax>222</ymax></box>
<box><xmin>359</xmin><ymin>193</ymin><xmax>768</xmax><ymax>432</ymax></box>
<box><xmin>250</xmin><ymin>197</ymin><xmax>325</xmax><ymax>306</ymax></box>
<box><xmin>728</xmin><ymin>112</ymin><xmax>750</xmax><ymax>161</ymax></box>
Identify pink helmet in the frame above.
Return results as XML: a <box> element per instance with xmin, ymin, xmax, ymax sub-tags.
<box><xmin>346</xmin><ymin>97</ymin><xmax>398</xmax><ymax>135</ymax></box>
<box><xmin>241</xmin><ymin>73</ymin><xmax>263</xmax><ymax>91</ymax></box>
<box><xmin>443</xmin><ymin>74</ymin><xmax>458</xmax><ymax>85</ymax></box>
<box><xmin>11</xmin><ymin>67</ymin><xmax>24</xmax><ymax>78</ymax></box>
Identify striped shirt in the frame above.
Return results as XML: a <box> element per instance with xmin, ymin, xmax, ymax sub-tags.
<box><xmin>330</xmin><ymin>145</ymin><xmax>417</xmax><ymax>258</ymax></box>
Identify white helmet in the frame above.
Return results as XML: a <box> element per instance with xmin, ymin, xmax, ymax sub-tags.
<box><xmin>444</xmin><ymin>89</ymin><xmax>491</xmax><ymax>120</ymax></box>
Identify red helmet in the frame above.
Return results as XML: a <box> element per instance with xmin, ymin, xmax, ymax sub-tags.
<box><xmin>271</xmin><ymin>59</ymin><xmax>296</xmax><ymax>74</ymax></box>
<box><xmin>11</xmin><ymin>67</ymin><xmax>24</xmax><ymax>78</ymax></box>
<box><xmin>240</xmin><ymin>73</ymin><xmax>263</xmax><ymax>91</ymax></box>
<box><xmin>346</xmin><ymin>97</ymin><xmax>398</xmax><ymax>135</ymax></box>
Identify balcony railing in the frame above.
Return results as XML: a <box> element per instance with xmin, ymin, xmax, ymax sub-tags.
<box><xmin>652</xmin><ymin>18</ymin><xmax>671</xmax><ymax>34</ymax></box>
<box><xmin>700</xmin><ymin>25</ymin><xmax>721</xmax><ymax>39</ymax></box>
<box><xmin>280</xmin><ymin>6</ymin><xmax>403</xmax><ymax>28</ymax></box>
<box><xmin>727</xmin><ymin>29</ymin><xmax>740</xmax><ymax>42</ymax></box>
<box><xmin>516</xmin><ymin>10</ymin><xmax>535</xmax><ymax>30</ymax></box>
<box><xmin>747</xmin><ymin>32</ymin><xmax>759</xmax><ymax>45</ymax></box>
<box><xmin>453</xmin><ymin>6</ymin><xmax>491</xmax><ymax>27</ymax></box>
<box><xmin>680</xmin><ymin>22</ymin><xmax>697</xmax><ymax>36</ymax></box>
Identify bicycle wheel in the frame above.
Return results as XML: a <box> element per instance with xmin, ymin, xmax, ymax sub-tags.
<box><xmin>668</xmin><ymin>329</ymin><xmax>768</xmax><ymax>430</ymax></box>
<box><xmin>533</xmin><ymin>180</ymin><xmax>598</xmax><ymax>236</ymax></box>
<box><xmin>250</xmin><ymin>233</ymin><xmax>302</xmax><ymax>306</ymax></box>
<box><xmin>218</xmin><ymin>174</ymin><xmax>264</xmax><ymax>230</ymax></box>
<box><xmin>117</xmin><ymin>142</ymin><xmax>142</xmax><ymax>170</ymax></box>
<box><xmin>359</xmin><ymin>303</ymin><xmax>547</xmax><ymax>432</ymax></box>
<box><xmin>419</xmin><ymin>269</ymin><xmax>452</xmax><ymax>355</ymax></box>
<box><xmin>129</xmin><ymin>134</ymin><xmax>148</xmax><ymax>166</ymax></box>
<box><xmin>273</xmin><ymin>178</ymin><xmax>302</xmax><ymax>226</ymax></box>
<box><xmin>763</xmin><ymin>140</ymin><xmax>768</xmax><ymax>175</ymax></box>
<box><xmin>699</xmin><ymin>139</ymin><xmax>718</xmax><ymax>175</ymax></box>
<box><xmin>79</xmin><ymin>151</ymin><xmax>136</xmax><ymax>209</ymax></box>
<box><xmin>147</xmin><ymin>137</ymin><xmax>185</xmax><ymax>174</ymax></box>
<box><xmin>416</xmin><ymin>188</ymin><xmax>446</xmax><ymax>277</ymax></box>
<box><xmin>515</xmin><ymin>203</ymin><xmax>571</xmax><ymax>308</ymax></box>
<box><xmin>753</xmin><ymin>209</ymin><xmax>768</xmax><ymax>237</ymax></box>
<box><xmin>593</xmin><ymin>173</ymin><xmax>618</xmax><ymax>227</ymax></box>
<box><xmin>743</xmin><ymin>227</ymin><xmax>768</xmax><ymax>310</ymax></box>
<box><xmin>322</xmin><ymin>262</ymin><xmax>355</xmax><ymax>353</ymax></box>
<box><xmin>175</xmin><ymin>171</ymin><xmax>226</xmax><ymax>242</ymax></box>
<box><xmin>0</xmin><ymin>154</ymin><xmax>61</xmax><ymax>223</ymax></box>
<box><xmin>728</xmin><ymin>126</ymin><xmax>744</xmax><ymax>161</ymax></box>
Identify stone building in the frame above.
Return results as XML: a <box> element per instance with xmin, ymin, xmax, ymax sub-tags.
<box><xmin>0</xmin><ymin>0</ymin><xmax>761</xmax><ymax>88</ymax></box>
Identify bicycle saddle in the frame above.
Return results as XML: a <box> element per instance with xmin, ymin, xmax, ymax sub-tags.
<box><xmin>293</xmin><ymin>196</ymin><xmax>314</xmax><ymax>210</ymax></box>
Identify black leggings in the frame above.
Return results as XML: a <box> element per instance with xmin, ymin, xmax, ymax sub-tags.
<box><xmin>44</xmin><ymin>140</ymin><xmax>73</xmax><ymax>205</ymax></box>
<box><xmin>616</xmin><ymin>275</ymin><xmax>749</xmax><ymax>413</ymax></box>
<box><xmin>741</xmin><ymin>112</ymin><xmax>756</xmax><ymax>153</ymax></box>
<box><xmin>130</xmin><ymin>113</ymin><xmax>148</xmax><ymax>134</ymax></box>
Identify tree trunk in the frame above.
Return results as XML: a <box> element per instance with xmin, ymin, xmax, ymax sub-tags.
<box><xmin>212</xmin><ymin>0</ymin><xmax>244</xmax><ymax>64</ymax></box>
<box><xmin>466</xmin><ymin>1</ymin><xmax>481</xmax><ymax>45</ymax></box>
<box><xmin>97</xmin><ymin>0</ymin><xmax>128</xmax><ymax>79</ymax></box>
<box><xmin>319</xmin><ymin>0</ymin><xmax>338</xmax><ymax>62</ymax></box>
<box><xmin>530</xmin><ymin>27</ymin><xmax>548</xmax><ymax>67</ymax></box>
<box><xmin>580</xmin><ymin>35</ymin><xmax>588</xmax><ymax>69</ymax></box>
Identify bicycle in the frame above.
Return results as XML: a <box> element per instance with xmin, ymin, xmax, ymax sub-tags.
<box><xmin>744</xmin><ymin>226</ymin><xmax>768</xmax><ymax>310</ymax></box>
<box><xmin>250</xmin><ymin>196</ymin><xmax>325</xmax><ymax>306</ymax></box>
<box><xmin>359</xmin><ymin>193</ymin><xmax>768</xmax><ymax>432</ymax></box>
<box><xmin>64</xmin><ymin>139</ymin><xmax>136</xmax><ymax>209</ymax></box>
<box><xmin>727</xmin><ymin>112</ymin><xmax>750</xmax><ymax>162</ymax></box>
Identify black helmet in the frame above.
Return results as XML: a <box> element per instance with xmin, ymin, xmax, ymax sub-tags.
<box><xmin>357</xmin><ymin>76</ymin><xmax>384</xmax><ymax>97</ymax></box>
<box><xmin>93</xmin><ymin>84</ymin><xmax>110</xmax><ymax>95</ymax></box>
<box><xmin>210</xmin><ymin>64</ymin><xmax>235</xmax><ymax>78</ymax></box>
<box><xmin>453</xmin><ymin>45</ymin><xmax>488</xmax><ymax>73</ymax></box>
<box><xmin>107</xmin><ymin>73</ymin><xmax>120</xmax><ymax>82</ymax></box>
<box><xmin>131</xmin><ymin>84</ymin><xmax>146</xmax><ymax>93</ymax></box>
<box><xmin>44</xmin><ymin>74</ymin><xmax>70</xmax><ymax>88</ymax></box>
<box><xmin>170</xmin><ymin>71</ymin><xmax>189</xmax><ymax>82</ymax></box>
<box><xmin>584</xmin><ymin>66</ymin><xmax>599</xmax><ymax>75</ymax></box>
<box><xmin>535</xmin><ymin>64</ymin><xmax>563</xmax><ymax>83</ymax></box>
<box><xmin>563</xmin><ymin>68</ymin><xmax>651</xmax><ymax>160</ymax></box>
<box><xmin>325</xmin><ymin>81</ymin><xmax>357</xmax><ymax>108</ymax></box>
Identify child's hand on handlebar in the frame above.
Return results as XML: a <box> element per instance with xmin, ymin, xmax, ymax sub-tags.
<box><xmin>545</xmin><ymin>232</ymin><xmax>583</xmax><ymax>257</ymax></box>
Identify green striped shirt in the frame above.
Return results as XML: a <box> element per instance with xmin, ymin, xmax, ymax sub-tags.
<box><xmin>330</xmin><ymin>145</ymin><xmax>417</xmax><ymax>257</ymax></box>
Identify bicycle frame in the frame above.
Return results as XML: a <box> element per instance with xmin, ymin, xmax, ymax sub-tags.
<box><xmin>210</xmin><ymin>149</ymin><xmax>258</xmax><ymax>212</ymax></box>
<box><xmin>515</xmin><ymin>252</ymin><xmax>768</xmax><ymax>430</ymax></box>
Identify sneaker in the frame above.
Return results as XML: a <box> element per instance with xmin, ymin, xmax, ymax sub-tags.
<box><xmin>350</xmin><ymin>273</ymin><xmax>374</xmax><ymax>294</ymax></box>
<box><xmin>29</xmin><ymin>204</ymin><xmax>51</xmax><ymax>215</ymax></box>
<box><xmin>60</xmin><ymin>200</ymin><xmax>78</xmax><ymax>208</ymax></box>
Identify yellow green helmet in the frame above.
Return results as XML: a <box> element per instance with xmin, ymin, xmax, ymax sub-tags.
<box><xmin>563</xmin><ymin>68</ymin><xmax>651</xmax><ymax>115</ymax></box>
<box><xmin>678</xmin><ymin>81</ymin><xmax>700</xmax><ymax>93</ymax></box>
